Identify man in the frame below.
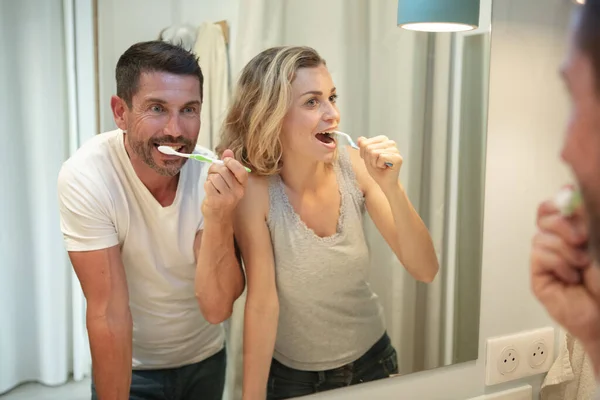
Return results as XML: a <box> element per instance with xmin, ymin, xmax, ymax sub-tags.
<box><xmin>57</xmin><ymin>41</ymin><xmax>246</xmax><ymax>400</ymax></box>
<box><xmin>531</xmin><ymin>0</ymin><xmax>600</xmax><ymax>382</ymax></box>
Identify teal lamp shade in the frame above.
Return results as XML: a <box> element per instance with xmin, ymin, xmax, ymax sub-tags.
<box><xmin>397</xmin><ymin>0</ymin><xmax>481</xmax><ymax>32</ymax></box>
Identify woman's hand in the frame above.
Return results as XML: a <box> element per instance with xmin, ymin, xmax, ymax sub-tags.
<box><xmin>357</xmin><ymin>135</ymin><xmax>403</xmax><ymax>192</ymax></box>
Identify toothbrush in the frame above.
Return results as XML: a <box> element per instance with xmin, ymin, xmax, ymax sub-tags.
<box><xmin>554</xmin><ymin>187</ymin><xmax>582</xmax><ymax>217</ymax></box>
<box><xmin>333</xmin><ymin>130</ymin><xmax>359</xmax><ymax>150</ymax></box>
<box><xmin>157</xmin><ymin>146</ymin><xmax>251</xmax><ymax>172</ymax></box>
<box><xmin>334</xmin><ymin>131</ymin><xmax>394</xmax><ymax>168</ymax></box>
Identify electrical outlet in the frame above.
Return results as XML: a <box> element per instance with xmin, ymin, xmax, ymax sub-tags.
<box><xmin>497</xmin><ymin>346</ymin><xmax>519</xmax><ymax>375</ymax></box>
<box><xmin>485</xmin><ymin>327</ymin><xmax>555</xmax><ymax>386</ymax></box>
<box><xmin>528</xmin><ymin>340</ymin><xmax>549</xmax><ymax>368</ymax></box>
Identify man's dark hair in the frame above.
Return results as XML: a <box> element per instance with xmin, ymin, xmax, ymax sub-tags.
<box><xmin>115</xmin><ymin>40</ymin><xmax>203</xmax><ymax>107</ymax></box>
<box><xmin>577</xmin><ymin>1</ymin><xmax>600</xmax><ymax>93</ymax></box>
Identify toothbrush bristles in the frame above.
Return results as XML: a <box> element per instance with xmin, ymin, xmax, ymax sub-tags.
<box><xmin>335</xmin><ymin>131</ymin><xmax>393</xmax><ymax>167</ymax></box>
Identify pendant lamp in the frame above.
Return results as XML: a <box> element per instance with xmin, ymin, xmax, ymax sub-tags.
<box><xmin>398</xmin><ymin>0</ymin><xmax>481</xmax><ymax>32</ymax></box>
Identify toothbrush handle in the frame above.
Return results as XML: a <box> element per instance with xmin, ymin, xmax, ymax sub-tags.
<box><xmin>191</xmin><ymin>155</ymin><xmax>251</xmax><ymax>172</ymax></box>
<box><xmin>210</xmin><ymin>158</ymin><xmax>252</xmax><ymax>172</ymax></box>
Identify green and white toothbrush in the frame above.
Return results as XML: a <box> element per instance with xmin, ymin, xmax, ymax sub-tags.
<box><xmin>555</xmin><ymin>187</ymin><xmax>582</xmax><ymax>217</ymax></box>
<box><xmin>158</xmin><ymin>146</ymin><xmax>251</xmax><ymax>172</ymax></box>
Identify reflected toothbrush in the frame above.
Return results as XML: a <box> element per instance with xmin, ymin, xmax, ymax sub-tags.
<box><xmin>554</xmin><ymin>187</ymin><xmax>582</xmax><ymax>217</ymax></box>
<box><xmin>334</xmin><ymin>131</ymin><xmax>394</xmax><ymax>168</ymax></box>
<box><xmin>157</xmin><ymin>146</ymin><xmax>251</xmax><ymax>172</ymax></box>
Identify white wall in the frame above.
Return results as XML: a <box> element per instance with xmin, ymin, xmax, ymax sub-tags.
<box><xmin>308</xmin><ymin>0</ymin><xmax>573</xmax><ymax>398</ymax></box>
<box><xmin>97</xmin><ymin>0</ymin><xmax>239</xmax><ymax>132</ymax></box>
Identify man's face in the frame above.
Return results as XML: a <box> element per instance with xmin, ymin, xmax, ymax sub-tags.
<box><xmin>560</xmin><ymin>23</ymin><xmax>600</xmax><ymax>257</ymax></box>
<box><xmin>112</xmin><ymin>71</ymin><xmax>202</xmax><ymax>177</ymax></box>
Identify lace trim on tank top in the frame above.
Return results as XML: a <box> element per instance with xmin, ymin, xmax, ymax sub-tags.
<box><xmin>267</xmin><ymin>146</ymin><xmax>364</xmax><ymax>244</ymax></box>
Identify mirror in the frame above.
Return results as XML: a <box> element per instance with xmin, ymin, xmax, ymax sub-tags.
<box><xmin>95</xmin><ymin>0</ymin><xmax>491</xmax><ymax>397</ymax></box>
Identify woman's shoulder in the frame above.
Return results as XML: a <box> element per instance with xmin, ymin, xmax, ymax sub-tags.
<box><xmin>238</xmin><ymin>174</ymin><xmax>271</xmax><ymax>216</ymax></box>
<box><xmin>248</xmin><ymin>174</ymin><xmax>270</xmax><ymax>193</ymax></box>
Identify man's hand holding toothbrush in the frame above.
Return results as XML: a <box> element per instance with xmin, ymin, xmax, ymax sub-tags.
<box><xmin>531</xmin><ymin>188</ymin><xmax>600</xmax><ymax>377</ymax></box>
<box><xmin>202</xmin><ymin>149</ymin><xmax>249</xmax><ymax>222</ymax></box>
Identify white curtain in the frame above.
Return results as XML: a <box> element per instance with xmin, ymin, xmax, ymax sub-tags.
<box><xmin>0</xmin><ymin>0</ymin><xmax>93</xmax><ymax>394</ymax></box>
<box><xmin>228</xmin><ymin>0</ymin><xmax>452</xmax><ymax>392</ymax></box>
<box><xmin>194</xmin><ymin>22</ymin><xmax>231</xmax><ymax>151</ymax></box>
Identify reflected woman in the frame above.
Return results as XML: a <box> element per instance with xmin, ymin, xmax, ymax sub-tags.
<box><xmin>216</xmin><ymin>46</ymin><xmax>439</xmax><ymax>400</ymax></box>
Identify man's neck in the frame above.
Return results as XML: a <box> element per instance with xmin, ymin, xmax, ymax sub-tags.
<box><xmin>133</xmin><ymin>158</ymin><xmax>179</xmax><ymax>207</ymax></box>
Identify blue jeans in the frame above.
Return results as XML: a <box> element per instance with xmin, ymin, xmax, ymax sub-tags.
<box><xmin>91</xmin><ymin>348</ymin><xmax>226</xmax><ymax>400</ymax></box>
<box><xmin>267</xmin><ymin>333</ymin><xmax>398</xmax><ymax>400</ymax></box>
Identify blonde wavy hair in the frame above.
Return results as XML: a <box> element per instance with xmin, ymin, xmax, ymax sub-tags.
<box><xmin>216</xmin><ymin>46</ymin><xmax>326</xmax><ymax>176</ymax></box>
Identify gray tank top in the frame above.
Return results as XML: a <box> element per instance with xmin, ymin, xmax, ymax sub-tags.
<box><xmin>267</xmin><ymin>146</ymin><xmax>386</xmax><ymax>371</ymax></box>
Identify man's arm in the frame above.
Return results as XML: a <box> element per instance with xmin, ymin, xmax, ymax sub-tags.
<box><xmin>57</xmin><ymin>164</ymin><xmax>131</xmax><ymax>399</ymax></box>
<box><xmin>194</xmin><ymin>149</ymin><xmax>248</xmax><ymax>324</ymax></box>
<box><xmin>194</xmin><ymin>225</ymin><xmax>245</xmax><ymax>324</ymax></box>
<box><xmin>69</xmin><ymin>245</ymin><xmax>132</xmax><ymax>400</ymax></box>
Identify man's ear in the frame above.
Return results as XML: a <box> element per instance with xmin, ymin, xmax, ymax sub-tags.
<box><xmin>111</xmin><ymin>95</ymin><xmax>128</xmax><ymax>131</ymax></box>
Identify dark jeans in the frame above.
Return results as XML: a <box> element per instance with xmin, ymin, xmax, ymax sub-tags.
<box><xmin>91</xmin><ymin>348</ymin><xmax>226</xmax><ymax>400</ymax></box>
<box><xmin>267</xmin><ymin>333</ymin><xmax>398</xmax><ymax>400</ymax></box>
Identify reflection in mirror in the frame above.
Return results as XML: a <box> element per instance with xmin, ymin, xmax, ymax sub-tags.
<box><xmin>96</xmin><ymin>0</ymin><xmax>491</xmax><ymax>398</ymax></box>
<box><xmin>367</xmin><ymin>30</ymin><xmax>491</xmax><ymax>376</ymax></box>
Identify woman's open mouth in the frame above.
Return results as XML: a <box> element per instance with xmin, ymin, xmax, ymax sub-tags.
<box><xmin>316</xmin><ymin>132</ymin><xmax>335</xmax><ymax>144</ymax></box>
<box><xmin>315</xmin><ymin>131</ymin><xmax>337</xmax><ymax>150</ymax></box>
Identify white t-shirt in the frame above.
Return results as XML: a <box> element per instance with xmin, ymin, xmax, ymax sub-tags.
<box><xmin>57</xmin><ymin>129</ymin><xmax>224</xmax><ymax>369</ymax></box>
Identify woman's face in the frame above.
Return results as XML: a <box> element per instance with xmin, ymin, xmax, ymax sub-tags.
<box><xmin>280</xmin><ymin>64</ymin><xmax>341</xmax><ymax>164</ymax></box>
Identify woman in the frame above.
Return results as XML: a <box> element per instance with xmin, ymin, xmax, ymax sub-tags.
<box><xmin>217</xmin><ymin>46</ymin><xmax>439</xmax><ymax>400</ymax></box>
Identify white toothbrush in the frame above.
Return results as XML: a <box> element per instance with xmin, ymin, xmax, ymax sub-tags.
<box><xmin>333</xmin><ymin>130</ymin><xmax>359</xmax><ymax>150</ymax></box>
<box><xmin>157</xmin><ymin>146</ymin><xmax>251</xmax><ymax>172</ymax></box>
<box><xmin>334</xmin><ymin>131</ymin><xmax>393</xmax><ymax>168</ymax></box>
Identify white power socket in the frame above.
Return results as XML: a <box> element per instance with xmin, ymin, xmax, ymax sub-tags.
<box><xmin>485</xmin><ymin>327</ymin><xmax>555</xmax><ymax>386</ymax></box>
<box><xmin>528</xmin><ymin>340</ymin><xmax>549</xmax><ymax>368</ymax></box>
<box><xmin>497</xmin><ymin>346</ymin><xmax>519</xmax><ymax>375</ymax></box>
